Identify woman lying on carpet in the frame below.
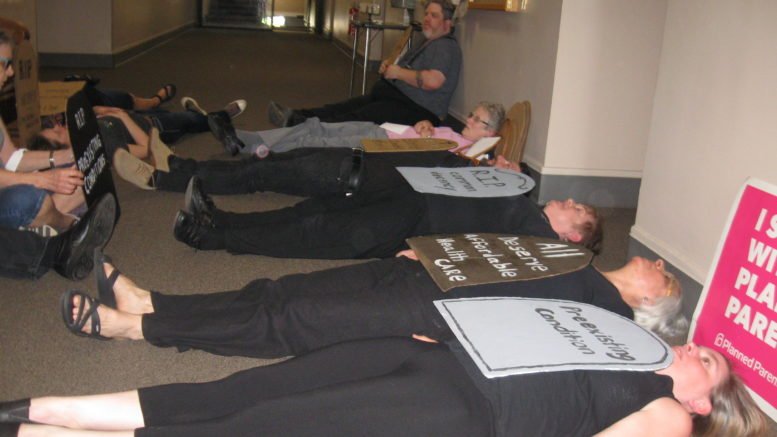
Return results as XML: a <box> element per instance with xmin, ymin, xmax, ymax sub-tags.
<box><xmin>59</xmin><ymin>249</ymin><xmax>685</xmax><ymax>358</ymax></box>
<box><xmin>0</xmin><ymin>337</ymin><xmax>768</xmax><ymax>436</ymax></box>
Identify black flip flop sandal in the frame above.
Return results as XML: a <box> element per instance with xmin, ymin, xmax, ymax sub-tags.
<box><xmin>60</xmin><ymin>290</ymin><xmax>110</xmax><ymax>340</ymax></box>
<box><xmin>152</xmin><ymin>83</ymin><xmax>177</xmax><ymax>105</ymax></box>
<box><xmin>94</xmin><ymin>249</ymin><xmax>120</xmax><ymax>309</ymax></box>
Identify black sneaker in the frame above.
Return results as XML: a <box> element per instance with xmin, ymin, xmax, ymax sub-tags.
<box><xmin>55</xmin><ymin>193</ymin><xmax>117</xmax><ymax>280</ymax></box>
<box><xmin>207</xmin><ymin>112</ymin><xmax>245</xmax><ymax>156</ymax></box>
<box><xmin>173</xmin><ymin>210</ymin><xmax>217</xmax><ymax>250</ymax></box>
<box><xmin>184</xmin><ymin>176</ymin><xmax>216</xmax><ymax>221</ymax></box>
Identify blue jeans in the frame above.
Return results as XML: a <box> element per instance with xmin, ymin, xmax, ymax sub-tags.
<box><xmin>0</xmin><ymin>184</ymin><xmax>46</xmax><ymax>228</ymax></box>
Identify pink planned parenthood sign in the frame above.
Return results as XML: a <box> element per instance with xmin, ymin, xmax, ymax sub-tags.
<box><xmin>691</xmin><ymin>178</ymin><xmax>777</xmax><ymax>420</ymax></box>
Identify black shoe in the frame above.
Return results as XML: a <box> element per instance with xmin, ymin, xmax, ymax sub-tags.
<box><xmin>267</xmin><ymin>101</ymin><xmax>294</xmax><ymax>127</ymax></box>
<box><xmin>0</xmin><ymin>423</ymin><xmax>20</xmax><ymax>437</ymax></box>
<box><xmin>55</xmin><ymin>193</ymin><xmax>117</xmax><ymax>281</ymax></box>
<box><xmin>184</xmin><ymin>177</ymin><xmax>216</xmax><ymax>221</ymax></box>
<box><xmin>173</xmin><ymin>210</ymin><xmax>217</xmax><ymax>250</ymax></box>
<box><xmin>207</xmin><ymin>112</ymin><xmax>245</xmax><ymax>156</ymax></box>
<box><xmin>0</xmin><ymin>399</ymin><xmax>32</xmax><ymax>424</ymax></box>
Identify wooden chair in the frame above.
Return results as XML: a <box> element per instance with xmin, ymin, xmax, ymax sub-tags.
<box><xmin>493</xmin><ymin>101</ymin><xmax>531</xmax><ymax>163</ymax></box>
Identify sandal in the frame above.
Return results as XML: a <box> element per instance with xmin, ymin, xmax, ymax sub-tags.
<box><xmin>152</xmin><ymin>83</ymin><xmax>177</xmax><ymax>105</ymax></box>
<box><xmin>60</xmin><ymin>290</ymin><xmax>110</xmax><ymax>340</ymax></box>
<box><xmin>94</xmin><ymin>248</ymin><xmax>120</xmax><ymax>309</ymax></box>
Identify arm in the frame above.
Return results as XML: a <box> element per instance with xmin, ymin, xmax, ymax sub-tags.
<box><xmin>382</xmin><ymin>64</ymin><xmax>446</xmax><ymax>91</ymax></box>
<box><xmin>94</xmin><ymin>106</ymin><xmax>149</xmax><ymax>147</ymax></box>
<box><xmin>594</xmin><ymin>398</ymin><xmax>692</xmax><ymax>437</ymax></box>
<box><xmin>0</xmin><ymin>166</ymin><xmax>84</xmax><ymax>193</ymax></box>
<box><xmin>486</xmin><ymin>155</ymin><xmax>521</xmax><ymax>172</ymax></box>
<box><xmin>0</xmin><ymin>119</ymin><xmax>75</xmax><ymax>173</ymax></box>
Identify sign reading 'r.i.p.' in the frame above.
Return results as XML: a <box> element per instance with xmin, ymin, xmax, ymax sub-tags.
<box><xmin>397</xmin><ymin>166</ymin><xmax>535</xmax><ymax>197</ymax></box>
<box><xmin>407</xmin><ymin>234</ymin><xmax>593</xmax><ymax>292</ymax></box>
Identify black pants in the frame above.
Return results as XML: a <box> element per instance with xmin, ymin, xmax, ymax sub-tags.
<box><xmin>297</xmin><ymin>80</ymin><xmax>440</xmax><ymax>126</ymax></box>
<box><xmin>154</xmin><ymin>149</ymin><xmax>354</xmax><ymax>197</ymax></box>
<box><xmin>0</xmin><ymin>227</ymin><xmax>51</xmax><ymax>279</ymax></box>
<box><xmin>136</xmin><ymin>338</ymin><xmax>491</xmax><ymax>437</ymax></box>
<box><xmin>210</xmin><ymin>186</ymin><xmax>427</xmax><ymax>259</ymax></box>
<box><xmin>142</xmin><ymin>257</ymin><xmax>445</xmax><ymax>357</ymax></box>
<box><xmin>155</xmin><ymin>148</ymin><xmax>466</xmax><ymax>197</ymax></box>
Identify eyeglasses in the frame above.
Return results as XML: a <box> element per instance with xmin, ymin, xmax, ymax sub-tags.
<box><xmin>467</xmin><ymin>112</ymin><xmax>492</xmax><ymax>128</ymax></box>
<box><xmin>0</xmin><ymin>56</ymin><xmax>12</xmax><ymax>71</ymax></box>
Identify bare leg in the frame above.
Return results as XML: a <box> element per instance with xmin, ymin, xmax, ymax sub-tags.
<box><xmin>28</xmin><ymin>196</ymin><xmax>76</xmax><ymax>232</ymax></box>
<box><xmin>132</xmin><ymin>85</ymin><xmax>175</xmax><ymax>111</ymax></box>
<box><xmin>102</xmin><ymin>262</ymin><xmax>154</xmax><ymax>315</ymax></box>
<box><xmin>26</xmin><ymin>391</ymin><xmax>143</xmax><ymax>432</ymax></box>
<box><xmin>127</xmin><ymin>143</ymin><xmax>151</xmax><ymax>162</ymax></box>
<box><xmin>51</xmin><ymin>190</ymin><xmax>86</xmax><ymax>217</ymax></box>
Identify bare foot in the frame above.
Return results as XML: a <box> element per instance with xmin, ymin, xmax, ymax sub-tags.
<box><xmin>102</xmin><ymin>262</ymin><xmax>154</xmax><ymax>315</ymax></box>
<box><xmin>70</xmin><ymin>294</ymin><xmax>144</xmax><ymax>340</ymax></box>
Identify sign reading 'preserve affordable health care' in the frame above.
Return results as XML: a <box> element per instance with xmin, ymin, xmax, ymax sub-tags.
<box><xmin>691</xmin><ymin>178</ymin><xmax>777</xmax><ymax>420</ymax></box>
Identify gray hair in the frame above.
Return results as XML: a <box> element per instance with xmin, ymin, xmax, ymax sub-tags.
<box><xmin>633</xmin><ymin>274</ymin><xmax>689</xmax><ymax>343</ymax></box>
<box><xmin>425</xmin><ymin>0</ymin><xmax>456</xmax><ymax>21</ymax></box>
<box><xmin>476</xmin><ymin>101</ymin><xmax>506</xmax><ymax>133</ymax></box>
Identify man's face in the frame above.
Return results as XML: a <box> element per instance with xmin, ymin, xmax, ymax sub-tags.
<box><xmin>422</xmin><ymin>3</ymin><xmax>452</xmax><ymax>40</ymax></box>
<box><xmin>621</xmin><ymin>257</ymin><xmax>674</xmax><ymax>306</ymax></box>
<box><xmin>0</xmin><ymin>43</ymin><xmax>14</xmax><ymax>89</ymax></box>
<box><xmin>543</xmin><ymin>198</ymin><xmax>592</xmax><ymax>243</ymax></box>
<box><xmin>461</xmin><ymin>106</ymin><xmax>496</xmax><ymax>141</ymax></box>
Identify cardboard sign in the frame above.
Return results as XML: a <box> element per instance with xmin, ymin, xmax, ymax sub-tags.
<box><xmin>408</xmin><ymin>234</ymin><xmax>592</xmax><ymax>292</ymax></box>
<box><xmin>360</xmin><ymin>138</ymin><xmax>456</xmax><ymax>153</ymax></box>
<box><xmin>436</xmin><ymin>297</ymin><xmax>673</xmax><ymax>378</ymax></box>
<box><xmin>690</xmin><ymin>178</ymin><xmax>777</xmax><ymax>420</ymax></box>
<box><xmin>0</xmin><ymin>37</ymin><xmax>39</xmax><ymax>146</ymax></box>
<box><xmin>67</xmin><ymin>91</ymin><xmax>118</xmax><ymax>216</ymax></box>
<box><xmin>39</xmin><ymin>81</ymin><xmax>87</xmax><ymax>116</ymax></box>
<box><xmin>397</xmin><ymin>166</ymin><xmax>535</xmax><ymax>197</ymax></box>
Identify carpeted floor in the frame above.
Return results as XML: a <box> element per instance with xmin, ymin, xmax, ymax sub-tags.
<box><xmin>0</xmin><ymin>28</ymin><xmax>635</xmax><ymax>399</ymax></box>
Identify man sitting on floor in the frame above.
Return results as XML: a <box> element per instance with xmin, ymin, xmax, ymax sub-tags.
<box><xmin>268</xmin><ymin>0</ymin><xmax>462</xmax><ymax>127</ymax></box>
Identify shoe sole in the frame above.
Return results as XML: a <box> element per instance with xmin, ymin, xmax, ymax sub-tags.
<box><xmin>114</xmin><ymin>149</ymin><xmax>154</xmax><ymax>190</ymax></box>
<box><xmin>207</xmin><ymin>116</ymin><xmax>240</xmax><ymax>156</ymax></box>
<box><xmin>61</xmin><ymin>194</ymin><xmax>117</xmax><ymax>280</ymax></box>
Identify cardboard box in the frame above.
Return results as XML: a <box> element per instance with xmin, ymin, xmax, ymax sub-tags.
<box><xmin>0</xmin><ymin>17</ymin><xmax>40</xmax><ymax>147</ymax></box>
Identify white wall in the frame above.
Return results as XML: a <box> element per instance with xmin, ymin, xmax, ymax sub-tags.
<box><xmin>544</xmin><ymin>1</ymin><xmax>666</xmax><ymax>178</ymax></box>
<box><xmin>632</xmin><ymin>1</ymin><xmax>777</xmax><ymax>282</ymax></box>
<box><xmin>37</xmin><ymin>0</ymin><xmax>112</xmax><ymax>54</ymax></box>
<box><xmin>112</xmin><ymin>0</ymin><xmax>197</xmax><ymax>54</ymax></box>
<box><xmin>36</xmin><ymin>0</ymin><xmax>196</xmax><ymax>56</ymax></box>
<box><xmin>451</xmin><ymin>0</ymin><xmax>563</xmax><ymax>167</ymax></box>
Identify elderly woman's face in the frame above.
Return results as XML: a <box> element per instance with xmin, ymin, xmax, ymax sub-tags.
<box><xmin>461</xmin><ymin>106</ymin><xmax>495</xmax><ymax>141</ymax></box>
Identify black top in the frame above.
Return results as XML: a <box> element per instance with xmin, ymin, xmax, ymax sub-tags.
<box><xmin>448</xmin><ymin>341</ymin><xmax>675</xmax><ymax>436</ymax></box>
<box><xmin>415</xmin><ymin>191</ymin><xmax>558</xmax><ymax>240</ymax></box>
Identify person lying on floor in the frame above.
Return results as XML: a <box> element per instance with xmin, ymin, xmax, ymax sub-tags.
<box><xmin>173</xmin><ymin>176</ymin><xmax>602</xmax><ymax>257</ymax></box>
<box><xmin>227</xmin><ymin>101</ymin><xmax>504</xmax><ymax>157</ymax></box>
<box><xmin>0</xmin><ymin>194</ymin><xmax>116</xmax><ymax>280</ymax></box>
<box><xmin>61</xmin><ymin>249</ymin><xmax>685</xmax><ymax>358</ymax></box>
<box><xmin>0</xmin><ymin>337</ymin><xmax>767</xmax><ymax>437</ymax></box>
<box><xmin>110</xmin><ymin>101</ymin><xmax>518</xmax><ymax>197</ymax></box>
<box><xmin>73</xmin><ymin>80</ymin><xmax>178</xmax><ymax>111</ymax></box>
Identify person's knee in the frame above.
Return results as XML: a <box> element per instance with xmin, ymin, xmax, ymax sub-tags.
<box><xmin>0</xmin><ymin>184</ymin><xmax>47</xmax><ymax>229</ymax></box>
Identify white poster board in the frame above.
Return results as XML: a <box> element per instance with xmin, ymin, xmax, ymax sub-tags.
<box><xmin>436</xmin><ymin>297</ymin><xmax>672</xmax><ymax>378</ymax></box>
<box><xmin>397</xmin><ymin>167</ymin><xmax>535</xmax><ymax>198</ymax></box>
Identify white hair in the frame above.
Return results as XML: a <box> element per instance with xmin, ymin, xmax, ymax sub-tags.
<box><xmin>633</xmin><ymin>293</ymin><xmax>689</xmax><ymax>343</ymax></box>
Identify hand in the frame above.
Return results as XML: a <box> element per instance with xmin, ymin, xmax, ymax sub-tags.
<box><xmin>379</xmin><ymin>60</ymin><xmax>390</xmax><ymax>74</ymax></box>
<box><xmin>382</xmin><ymin>64</ymin><xmax>402</xmax><ymax>80</ymax></box>
<box><xmin>414</xmin><ymin>120</ymin><xmax>434</xmax><ymax>138</ymax></box>
<box><xmin>93</xmin><ymin>106</ymin><xmax>126</xmax><ymax>117</ymax></box>
<box><xmin>395</xmin><ymin>249</ymin><xmax>419</xmax><ymax>260</ymax></box>
<box><xmin>34</xmin><ymin>165</ymin><xmax>84</xmax><ymax>194</ymax></box>
<box><xmin>411</xmin><ymin>334</ymin><xmax>438</xmax><ymax>343</ymax></box>
<box><xmin>487</xmin><ymin>155</ymin><xmax>521</xmax><ymax>172</ymax></box>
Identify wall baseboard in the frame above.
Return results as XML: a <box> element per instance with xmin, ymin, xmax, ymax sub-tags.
<box><xmin>39</xmin><ymin>24</ymin><xmax>194</xmax><ymax>68</ymax></box>
<box><xmin>524</xmin><ymin>164</ymin><xmax>642</xmax><ymax>208</ymax></box>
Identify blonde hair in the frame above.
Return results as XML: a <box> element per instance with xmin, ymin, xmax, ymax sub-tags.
<box><xmin>693</xmin><ymin>371</ymin><xmax>771</xmax><ymax>437</ymax></box>
<box><xmin>633</xmin><ymin>272</ymin><xmax>689</xmax><ymax>343</ymax></box>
